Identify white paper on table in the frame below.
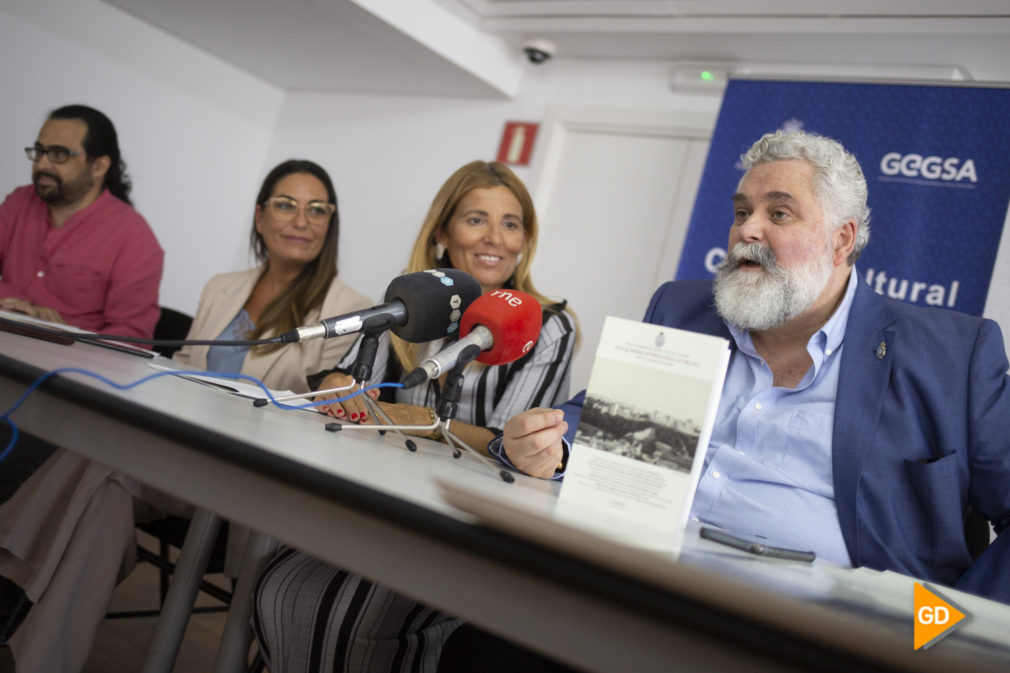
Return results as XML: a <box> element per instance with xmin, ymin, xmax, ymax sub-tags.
<box><xmin>147</xmin><ymin>362</ymin><xmax>295</xmax><ymax>400</ymax></box>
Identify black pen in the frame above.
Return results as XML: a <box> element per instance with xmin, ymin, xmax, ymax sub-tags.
<box><xmin>700</xmin><ymin>526</ymin><xmax>817</xmax><ymax>563</ymax></box>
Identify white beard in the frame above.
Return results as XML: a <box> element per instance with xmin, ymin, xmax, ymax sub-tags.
<box><xmin>714</xmin><ymin>241</ymin><xmax>834</xmax><ymax>331</ymax></box>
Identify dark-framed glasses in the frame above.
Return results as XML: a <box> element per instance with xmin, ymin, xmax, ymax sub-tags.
<box><xmin>265</xmin><ymin>196</ymin><xmax>335</xmax><ymax>226</ymax></box>
<box><xmin>25</xmin><ymin>145</ymin><xmax>83</xmax><ymax>164</ymax></box>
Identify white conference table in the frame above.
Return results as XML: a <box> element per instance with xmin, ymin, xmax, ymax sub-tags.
<box><xmin>1</xmin><ymin>325</ymin><xmax>1009</xmax><ymax>673</ymax></box>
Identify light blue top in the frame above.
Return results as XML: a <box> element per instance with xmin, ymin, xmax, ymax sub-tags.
<box><xmin>206</xmin><ymin>309</ymin><xmax>254</xmax><ymax>375</ymax></box>
<box><xmin>689</xmin><ymin>270</ymin><xmax>860</xmax><ymax>566</ymax></box>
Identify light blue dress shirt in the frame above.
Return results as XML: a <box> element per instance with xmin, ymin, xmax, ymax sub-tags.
<box><xmin>206</xmin><ymin>309</ymin><xmax>254</xmax><ymax>375</ymax></box>
<box><xmin>689</xmin><ymin>270</ymin><xmax>860</xmax><ymax>566</ymax></box>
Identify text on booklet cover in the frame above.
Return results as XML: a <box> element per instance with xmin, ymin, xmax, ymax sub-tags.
<box><xmin>556</xmin><ymin>316</ymin><xmax>730</xmax><ymax>555</ymax></box>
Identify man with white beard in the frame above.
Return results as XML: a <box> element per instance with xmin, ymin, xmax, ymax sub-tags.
<box><xmin>436</xmin><ymin>129</ymin><xmax>1010</xmax><ymax>672</ymax></box>
<box><xmin>487</xmin><ymin>130</ymin><xmax>1010</xmax><ymax>601</ymax></box>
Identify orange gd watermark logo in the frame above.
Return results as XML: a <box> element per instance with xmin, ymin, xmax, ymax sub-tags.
<box><xmin>914</xmin><ymin>583</ymin><xmax>970</xmax><ymax>650</ymax></box>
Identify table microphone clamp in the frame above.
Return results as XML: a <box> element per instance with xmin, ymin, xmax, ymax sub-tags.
<box><xmin>433</xmin><ymin>362</ymin><xmax>514</xmax><ymax>483</ymax></box>
<box><xmin>434</xmin><ymin>362</ymin><xmax>466</xmax><ymax>459</ymax></box>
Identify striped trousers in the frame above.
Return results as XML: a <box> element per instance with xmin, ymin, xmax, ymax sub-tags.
<box><xmin>253</xmin><ymin>548</ymin><xmax>460</xmax><ymax>673</ymax></box>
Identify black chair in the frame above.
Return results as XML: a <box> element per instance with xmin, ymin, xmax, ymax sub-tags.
<box><xmin>152</xmin><ymin>306</ymin><xmax>194</xmax><ymax>358</ymax></box>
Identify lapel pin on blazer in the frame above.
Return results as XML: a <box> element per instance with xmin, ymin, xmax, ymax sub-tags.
<box><xmin>875</xmin><ymin>341</ymin><xmax>887</xmax><ymax>360</ymax></box>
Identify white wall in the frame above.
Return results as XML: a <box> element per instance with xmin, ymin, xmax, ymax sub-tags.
<box><xmin>266</xmin><ymin>61</ymin><xmax>721</xmax><ymax>304</ymax></box>
<box><xmin>3</xmin><ymin>0</ymin><xmax>1008</xmax><ymax>345</ymax></box>
<box><xmin>0</xmin><ymin>0</ymin><xmax>720</xmax><ymax>314</ymax></box>
<box><xmin>0</xmin><ymin>0</ymin><xmax>284</xmax><ymax>315</ymax></box>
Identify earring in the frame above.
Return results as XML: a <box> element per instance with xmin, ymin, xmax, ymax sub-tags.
<box><xmin>435</xmin><ymin>242</ymin><xmax>446</xmax><ymax>260</ymax></box>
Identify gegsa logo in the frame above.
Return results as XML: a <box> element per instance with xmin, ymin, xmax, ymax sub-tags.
<box><xmin>880</xmin><ymin>153</ymin><xmax>977</xmax><ymax>183</ymax></box>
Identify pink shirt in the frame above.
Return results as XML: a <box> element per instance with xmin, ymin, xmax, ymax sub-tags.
<box><xmin>0</xmin><ymin>185</ymin><xmax>163</xmax><ymax>339</ymax></box>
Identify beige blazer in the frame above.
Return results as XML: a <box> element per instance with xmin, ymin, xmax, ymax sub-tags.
<box><xmin>173</xmin><ymin>267</ymin><xmax>373</xmax><ymax>394</ymax></box>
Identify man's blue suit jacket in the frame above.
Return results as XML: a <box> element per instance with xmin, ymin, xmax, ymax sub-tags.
<box><xmin>559</xmin><ymin>277</ymin><xmax>1010</xmax><ymax>604</ymax></box>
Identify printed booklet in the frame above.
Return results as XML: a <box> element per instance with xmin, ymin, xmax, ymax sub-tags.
<box><xmin>555</xmin><ymin>316</ymin><xmax>730</xmax><ymax>556</ymax></box>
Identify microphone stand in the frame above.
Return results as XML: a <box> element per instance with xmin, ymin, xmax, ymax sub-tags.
<box><xmin>434</xmin><ymin>362</ymin><xmax>466</xmax><ymax>459</ymax></box>
<box><xmin>427</xmin><ymin>361</ymin><xmax>514</xmax><ymax>482</ymax></box>
<box><xmin>324</xmin><ymin>331</ymin><xmax>422</xmax><ymax>453</ymax></box>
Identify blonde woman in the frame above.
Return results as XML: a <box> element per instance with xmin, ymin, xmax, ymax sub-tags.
<box><xmin>253</xmin><ymin>160</ymin><xmax>578</xmax><ymax>673</ymax></box>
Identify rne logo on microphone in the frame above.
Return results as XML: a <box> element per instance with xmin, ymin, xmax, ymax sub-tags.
<box><xmin>489</xmin><ymin>289</ymin><xmax>524</xmax><ymax>307</ymax></box>
<box><xmin>879</xmin><ymin>153</ymin><xmax>977</xmax><ymax>184</ymax></box>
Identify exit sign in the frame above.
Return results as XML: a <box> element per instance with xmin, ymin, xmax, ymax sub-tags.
<box><xmin>496</xmin><ymin>122</ymin><xmax>539</xmax><ymax>166</ymax></box>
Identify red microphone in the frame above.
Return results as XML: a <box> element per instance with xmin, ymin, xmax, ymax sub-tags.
<box><xmin>400</xmin><ymin>289</ymin><xmax>542</xmax><ymax>388</ymax></box>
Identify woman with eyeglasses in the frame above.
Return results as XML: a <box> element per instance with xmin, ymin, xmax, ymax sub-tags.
<box><xmin>0</xmin><ymin>159</ymin><xmax>371</xmax><ymax>673</ymax></box>
<box><xmin>171</xmin><ymin>159</ymin><xmax>371</xmax><ymax>392</ymax></box>
<box><xmin>251</xmin><ymin>160</ymin><xmax>579</xmax><ymax>673</ymax></box>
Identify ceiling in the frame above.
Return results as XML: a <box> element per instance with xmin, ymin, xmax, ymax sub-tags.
<box><xmin>104</xmin><ymin>0</ymin><xmax>1010</xmax><ymax>98</ymax></box>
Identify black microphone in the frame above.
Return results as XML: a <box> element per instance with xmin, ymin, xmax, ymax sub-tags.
<box><xmin>278</xmin><ymin>269</ymin><xmax>481</xmax><ymax>344</ymax></box>
<box><xmin>400</xmin><ymin>289</ymin><xmax>542</xmax><ymax>388</ymax></box>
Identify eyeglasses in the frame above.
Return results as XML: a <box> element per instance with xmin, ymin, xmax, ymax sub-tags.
<box><xmin>264</xmin><ymin>196</ymin><xmax>335</xmax><ymax>226</ymax></box>
<box><xmin>25</xmin><ymin>145</ymin><xmax>83</xmax><ymax>164</ymax></box>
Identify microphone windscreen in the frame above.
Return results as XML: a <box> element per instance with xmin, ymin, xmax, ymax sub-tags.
<box><xmin>383</xmin><ymin>269</ymin><xmax>481</xmax><ymax>343</ymax></box>
<box><xmin>459</xmin><ymin>289</ymin><xmax>542</xmax><ymax>365</ymax></box>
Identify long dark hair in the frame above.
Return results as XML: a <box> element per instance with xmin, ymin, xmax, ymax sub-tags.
<box><xmin>249</xmin><ymin>159</ymin><xmax>340</xmax><ymax>351</ymax></box>
<box><xmin>49</xmin><ymin>104</ymin><xmax>132</xmax><ymax>205</ymax></box>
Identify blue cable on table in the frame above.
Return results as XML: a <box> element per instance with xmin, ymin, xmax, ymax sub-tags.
<box><xmin>0</xmin><ymin>367</ymin><xmax>403</xmax><ymax>464</ymax></box>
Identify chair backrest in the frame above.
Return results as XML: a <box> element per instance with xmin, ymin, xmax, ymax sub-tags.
<box><xmin>153</xmin><ymin>307</ymin><xmax>194</xmax><ymax>358</ymax></box>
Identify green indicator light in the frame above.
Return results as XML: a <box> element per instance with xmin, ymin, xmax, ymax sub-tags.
<box><xmin>700</xmin><ymin>70</ymin><xmax>714</xmax><ymax>81</ymax></box>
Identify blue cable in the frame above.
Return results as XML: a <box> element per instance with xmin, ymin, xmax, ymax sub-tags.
<box><xmin>0</xmin><ymin>367</ymin><xmax>404</xmax><ymax>464</ymax></box>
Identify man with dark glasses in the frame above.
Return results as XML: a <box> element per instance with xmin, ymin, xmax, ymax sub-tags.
<box><xmin>0</xmin><ymin>104</ymin><xmax>162</xmax><ymax>339</ymax></box>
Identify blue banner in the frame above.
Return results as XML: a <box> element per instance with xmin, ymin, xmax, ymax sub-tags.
<box><xmin>676</xmin><ymin>79</ymin><xmax>1010</xmax><ymax>316</ymax></box>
